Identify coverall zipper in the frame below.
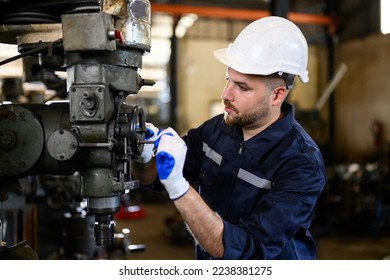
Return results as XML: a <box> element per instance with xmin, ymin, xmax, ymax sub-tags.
<box><xmin>239</xmin><ymin>143</ymin><xmax>243</xmax><ymax>154</ymax></box>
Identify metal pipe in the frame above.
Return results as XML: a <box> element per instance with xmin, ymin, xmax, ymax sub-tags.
<box><xmin>314</xmin><ymin>63</ymin><xmax>348</xmax><ymax>111</ymax></box>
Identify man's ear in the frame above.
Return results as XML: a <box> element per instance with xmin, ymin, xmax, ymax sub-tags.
<box><xmin>271</xmin><ymin>86</ymin><xmax>287</xmax><ymax>105</ymax></box>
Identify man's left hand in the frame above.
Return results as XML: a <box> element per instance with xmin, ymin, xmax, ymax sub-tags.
<box><xmin>155</xmin><ymin>128</ymin><xmax>190</xmax><ymax>200</ymax></box>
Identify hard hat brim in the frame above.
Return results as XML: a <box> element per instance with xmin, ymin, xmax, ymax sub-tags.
<box><xmin>214</xmin><ymin>48</ymin><xmax>254</xmax><ymax>75</ymax></box>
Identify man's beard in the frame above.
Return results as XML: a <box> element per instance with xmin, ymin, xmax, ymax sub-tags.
<box><xmin>223</xmin><ymin>100</ymin><xmax>270</xmax><ymax>128</ymax></box>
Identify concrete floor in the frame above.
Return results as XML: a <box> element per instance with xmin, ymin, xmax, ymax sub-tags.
<box><xmin>114</xmin><ymin>196</ymin><xmax>390</xmax><ymax>260</ymax></box>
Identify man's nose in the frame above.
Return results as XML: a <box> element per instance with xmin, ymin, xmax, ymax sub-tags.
<box><xmin>221</xmin><ymin>82</ymin><xmax>234</xmax><ymax>101</ymax></box>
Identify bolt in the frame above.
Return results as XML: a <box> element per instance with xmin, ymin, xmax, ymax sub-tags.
<box><xmin>82</xmin><ymin>91</ymin><xmax>94</xmax><ymax>99</ymax></box>
<box><xmin>0</xmin><ymin>131</ymin><xmax>16</xmax><ymax>149</ymax></box>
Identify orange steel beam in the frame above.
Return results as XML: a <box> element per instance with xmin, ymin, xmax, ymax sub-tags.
<box><xmin>152</xmin><ymin>3</ymin><xmax>270</xmax><ymax>21</ymax></box>
<box><xmin>151</xmin><ymin>3</ymin><xmax>337</xmax><ymax>30</ymax></box>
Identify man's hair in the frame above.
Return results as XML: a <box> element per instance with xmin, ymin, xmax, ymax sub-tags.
<box><xmin>269</xmin><ymin>72</ymin><xmax>295</xmax><ymax>89</ymax></box>
<box><xmin>262</xmin><ymin>73</ymin><xmax>294</xmax><ymax>92</ymax></box>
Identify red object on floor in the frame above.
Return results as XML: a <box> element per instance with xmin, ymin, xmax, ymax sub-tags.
<box><xmin>115</xmin><ymin>205</ymin><xmax>146</xmax><ymax>220</ymax></box>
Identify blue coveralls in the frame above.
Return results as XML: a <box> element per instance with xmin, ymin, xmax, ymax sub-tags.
<box><xmin>182</xmin><ymin>102</ymin><xmax>326</xmax><ymax>259</ymax></box>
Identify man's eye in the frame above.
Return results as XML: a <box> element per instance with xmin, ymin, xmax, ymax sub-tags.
<box><xmin>238</xmin><ymin>84</ymin><xmax>248</xmax><ymax>91</ymax></box>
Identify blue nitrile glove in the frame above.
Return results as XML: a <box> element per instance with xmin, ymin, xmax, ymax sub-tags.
<box><xmin>134</xmin><ymin>122</ymin><xmax>160</xmax><ymax>164</ymax></box>
<box><xmin>155</xmin><ymin>127</ymin><xmax>190</xmax><ymax>200</ymax></box>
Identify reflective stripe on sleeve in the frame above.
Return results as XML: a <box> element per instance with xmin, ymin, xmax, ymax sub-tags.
<box><xmin>237</xmin><ymin>168</ymin><xmax>272</xmax><ymax>189</ymax></box>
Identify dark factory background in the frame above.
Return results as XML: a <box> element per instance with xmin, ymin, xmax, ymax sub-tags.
<box><xmin>1</xmin><ymin>0</ymin><xmax>390</xmax><ymax>260</ymax></box>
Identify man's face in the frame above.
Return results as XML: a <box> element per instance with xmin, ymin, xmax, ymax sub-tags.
<box><xmin>221</xmin><ymin>68</ymin><xmax>276</xmax><ymax>130</ymax></box>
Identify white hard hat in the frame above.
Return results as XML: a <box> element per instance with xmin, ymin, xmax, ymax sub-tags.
<box><xmin>214</xmin><ymin>16</ymin><xmax>309</xmax><ymax>83</ymax></box>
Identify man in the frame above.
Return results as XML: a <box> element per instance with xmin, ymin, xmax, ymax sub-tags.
<box><xmin>132</xmin><ymin>16</ymin><xmax>326</xmax><ymax>260</ymax></box>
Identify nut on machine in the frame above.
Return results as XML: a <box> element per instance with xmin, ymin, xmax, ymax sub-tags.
<box><xmin>0</xmin><ymin>0</ymin><xmax>154</xmax><ymax>250</ymax></box>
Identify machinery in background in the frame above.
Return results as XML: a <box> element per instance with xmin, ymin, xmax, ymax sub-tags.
<box><xmin>315</xmin><ymin>160</ymin><xmax>390</xmax><ymax>237</ymax></box>
<box><xmin>0</xmin><ymin>0</ymin><xmax>154</xmax><ymax>258</ymax></box>
<box><xmin>313</xmin><ymin>118</ymin><xmax>390</xmax><ymax>237</ymax></box>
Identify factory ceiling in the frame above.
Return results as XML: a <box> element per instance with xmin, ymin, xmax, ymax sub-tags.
<box><xmin>0</xmin><ymin>0</ymin><xmax>336</xmax><ymax>25</ymax></box>
<box><xmin>151</xmin><ymin>0</ymin><xmax>336</xmax><ymax>27</ymax></box>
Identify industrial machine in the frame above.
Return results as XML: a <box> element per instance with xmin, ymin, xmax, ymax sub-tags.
<box><xmin>0</xmin><ymin>0</ymin><xmax>154</xmax><ymax>258</ymax></box>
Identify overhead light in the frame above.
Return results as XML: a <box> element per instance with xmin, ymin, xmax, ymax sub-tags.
<box><xmin>381</xmin><ymin>0</ymin><xmax>390</xmax><ymax>34</ymax></box>
<box><xmin>175</xmin><ymin>13</ymin><xmax>199</xmax><ymax>38</ymax></box>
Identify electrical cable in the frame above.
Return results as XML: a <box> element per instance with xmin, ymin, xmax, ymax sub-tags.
<box><xmin>0</xmin><ymin>38</ymin><xmax>63</xmax><ymax>67</ymax></box>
